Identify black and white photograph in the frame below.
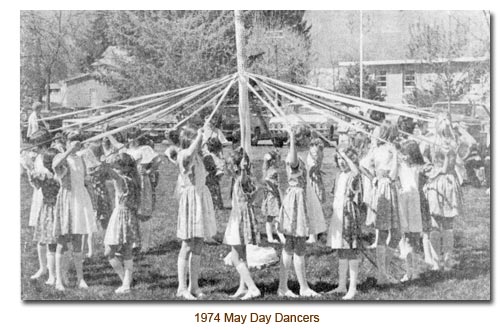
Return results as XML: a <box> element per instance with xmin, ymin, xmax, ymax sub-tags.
<box><xmin>19</xmin><ymin>9</ymin><xmax>491</xmax><ymax>302</ymax></box>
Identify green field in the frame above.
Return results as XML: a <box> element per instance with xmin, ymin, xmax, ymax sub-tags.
<box><xmin>20</xmin><ymin>144</ymin><xmax>491</xmax><ymax>301</ymax></box>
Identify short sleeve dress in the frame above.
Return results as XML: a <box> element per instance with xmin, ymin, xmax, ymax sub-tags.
<box><xmin>176</xmin><ymin>149</ymin><xmax>217</xmax><ymax>240</ymax></box>
<box><xmin>28</xmin><ymin>153</ymin><xmax>45</xmax><ymax>227</ymax></box>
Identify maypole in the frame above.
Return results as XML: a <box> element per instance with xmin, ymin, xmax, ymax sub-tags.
<box><xmin>234</xmin><ymin>10</ymin><xmax>252</xmax><ymax>154</ymax></box>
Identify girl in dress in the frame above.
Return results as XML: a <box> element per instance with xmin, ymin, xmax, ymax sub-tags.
<box><xmin>78</xmin><ymin>142</ymin><xmax>112</xmax><ymax>258</ymax></box>
<box><xmin>22</xmin><ymin>129</ymin><xmax>53</xmax><ymax>280</ymax></box>
<box><xmin>261</xmin><ymin>150</ymin><xmax>285</xmax><ymax>244</ymax></box>
<box><xmin>398</xmin><ymin>140</ymin><xmax>431</xmax><ymax>281</ymax></box>
<box><xmin>202</xmin><ymin>137</ymin><xmax>225</xmax><ymax>210</ymax></box>
<box><xmin>360</xmin><ymin>121</ymin><xmax>400</xmax><ymax>285</ymax></box>
<box><xmin>223</xmin><ymin>149</ymin><xmax>261</xmax><ymax>300</ymax></box>
<box><xmin>29</xmin><ymin>148</ymin><xmax>60</xmax><ymax>285</ymax></box>
<box><xmin>52</xmin><ymin>132</ymin><xmax>98</xmax><ymax>291</ymax></box>
<box><xmin>305</xmin><ymin>138</ymin><xmax>327</xmax><ymax>244</ymax></box>
<box><xmin>327</xmin><ymin>147</ymin><xmax>362</xmax><ymax>300</ymax></box>
<box><xmin>175</xmin><ymin>125</ymin><xmax>217</xmax><ymax>300</ymax></box>
<box><xmin>277</xmin><ymin>126</ymin><xmax>319</xmax><ymax>298</ymax></box>
<box><xmin>126</xmin><ymin>132</ymin><xmax>161</xmax><ymax>252</ymax></box>
<box><xmin>103</xmin><ymin>153</ymin><xmax>141</xmax><ymax>294</ymax></box>
<box><xmin>424</xmin><ymin>116</ymin><xmax>463</xmax><ymax>271</ymax></box>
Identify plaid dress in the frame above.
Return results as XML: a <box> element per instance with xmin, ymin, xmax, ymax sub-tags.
<box><xmin>261</xmin><ymin>167</ymin><xmax>281</xmax><ymax>218</ymax></box>
<box><xmin>32</xmin><ymin>173</ymin><xmax>59</xmax><ymax>244</ymax></box>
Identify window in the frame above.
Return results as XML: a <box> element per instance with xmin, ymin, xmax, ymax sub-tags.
<box><xmin>376</xmin><ymin>70</ymin><xmax>387</xmax><ymax>88</ymax></box>
<box><xmin>404</xmin><ymin>70</ymin><xmax>416</xmax><ymax>88</ymax></box>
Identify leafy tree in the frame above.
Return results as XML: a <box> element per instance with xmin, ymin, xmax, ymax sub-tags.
<box><xmin>336</xmin><ymin>64</ymin><xmax>385</xmax><ymax>101</ymax></box>
<box><xmin>20</xmin><ymin>11</ymin><xmax>87</xmax><ymax>109</ymax></box>
<box><xmin>406</xmin><ymin>17</ymin><xmax>489</xmax><ymax>108</ymax></box>
<box><xmin>245</xmin><ymin>25</ymin><xmax>311</xmax><ymax>84</ymax></box>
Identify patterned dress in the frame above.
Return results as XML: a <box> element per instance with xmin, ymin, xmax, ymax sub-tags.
<box><xmin>202</xmin><ymin>152</ymin><xmax>224</xmax><ymax>210</ymax></box>
<box><xmin>127</xmin><ymin>146</ymin><xmax>159</xmax><ymax>221</ymax></box>
<box><xmin>327</xmin><ymin>171</ymin><xmax>363</xmax><ymax>249</ymax></box>
<box><xmin>176</xmin><ymin>149</ymin><xmax>217</xmax><ymax>240</ymax></box>
<box><xmin>278</xmin><ymin>159</ymin><xmax>311</xmax><ymax>237</ymax></box>
<box><xmin>87</xmin><ymin>166</ymin><xmax>112</xmax><ymax>229</ymax></box>
<box><xmin>223</xmin><ymin>176</ymin><xmax>260</xmax><ymax>246</ymax></box>
<box><xmin>32</xmin><ymin>172</ymin><xmax>60</xmax><ymax>244</ymax></box>
<box><xmin>104</xmin><ymin>176</ymin><xmax>141</xmax><ymax>246</ymax></box>
<box><xmin>424</xmin><ymin>140</ymin><xmax>463</xmax><ymax>219</ymax></box>
<box><xmin>305</xmin><ymin>148</ymin><xmax>327</xmax><ymax>234</ymax></box>
<box><xmin>261</xmin><ymin>167</ymin><xmax>281</xmax><ymax>218</ymax></box>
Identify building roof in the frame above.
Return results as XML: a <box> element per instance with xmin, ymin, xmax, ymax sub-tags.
<box><xmin>338</xmin><ymin>56</ymin><xmax>489</xmax><ymax>67</ymax></box>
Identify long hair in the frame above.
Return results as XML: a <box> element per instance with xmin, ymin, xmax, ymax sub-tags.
<box><xmin>42</xmin><ymin>148</ymin><xmax>59</xmax><ymax>174</ymax></box>
<box><xmin>109</xmin><ymin>152</ymin><xmax>141</xmax><ymax>206</ymax></box>
<box><xmin>377</xmin><ymin>120</ymin><xmax>399</xmax><ymax>145</ymax></box>
<box><xmin>400</xmin><ymin>140</ymin><xmax>425</xmax><ymax>166</ymax></box>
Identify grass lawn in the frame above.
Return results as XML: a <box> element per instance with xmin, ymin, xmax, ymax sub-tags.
<box><xmin>20</xmin><ymin>144</ymin><xmax>491</xmax><ymax>301</ymax></box>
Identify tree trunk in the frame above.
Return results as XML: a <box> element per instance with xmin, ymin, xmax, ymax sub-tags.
<box><xmin>46</xmin><ymin>72</ymin><xmax>51</xmax><ymax>111</ymax></box>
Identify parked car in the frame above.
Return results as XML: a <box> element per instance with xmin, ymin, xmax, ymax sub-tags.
<box><xmin>268</xmin><ymin>103</ymin><xmax>337</xmax><ymax>148</ymax></box>
<box><xmin>431</xmin><ymin>102</ymin><xmax>490</xmax><ymax>147</ymax></box>
<box><xmin>218</xmin><ymin>104</ymin><xmax>271</xmax><ymax>146</ymax></box>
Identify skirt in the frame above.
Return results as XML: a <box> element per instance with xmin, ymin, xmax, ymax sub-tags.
<box><xmin>104</xmin><ymin>206</ymin><xmax>141</xmax><ymax>246</ymax></box>
<box><xmin>28</xmin><ymin>188</ymin><xmax>43</xmax><ymax>227</ymax></box>
<box><xmin>305</xmin><ymin>181</ymin><xmax>327</xmax><ymax>234</ymax></box>
<box><xmin>223</xmin><ymin>203</ymin><xmax>259</xmax><ymax>246</ymax></box>
<box><xmin>53</xmin><ymin>188</ymin><xmax>97</xmax><ymax>236</ymax></box>
<box><xmin>278</xmin><ymin>187</ymin><xmax>310</xmax><ymax>237</ymax></box>
<box><xmin>368</xmin><ymin>177</ymin><xmax>399</xmax><ymax>231</ymax></box>
<box><xmin>177</xmin><ymin>185</ymin><xmax>217</xmax><ymax>240</ymax></box>
<box><xmin>261</xmin><ymin>190</ymin><xmax>280</xmax><ymax>218</ymax></box>
<box><xmin>425</xmin><ymin>173</ymin><xmax>462</xmax><ymax>218</ymax></box>
<box><xmin>32</xmin><ymin>204</ymin><xmax>57</xmax><ymax>244</ymax></box>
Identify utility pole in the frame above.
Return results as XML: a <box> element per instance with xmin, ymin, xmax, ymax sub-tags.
<box><xmin>359</xmin><ymin>10</ymin><xmax>363</xmax><ymax>98</ymax></box>
<box><xmin>234</xmin><ymin>10</ymin><xmax>251</xmax><ymax>154</ymax></box>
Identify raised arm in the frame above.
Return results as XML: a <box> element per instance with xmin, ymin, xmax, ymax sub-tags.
<box><xmin>286</xmin><ymin>127</ymin><xmax>298</xmax><ymax>168</ymax></box>
<box><xmin>185</xmin><ymin>128</ymin><xmax>204</xmax><ymax>158</ymax></box>
<box><xmin>52</xmin><ymin>142</ymin><xmax>81</xmax><ymax>170</ymax></box>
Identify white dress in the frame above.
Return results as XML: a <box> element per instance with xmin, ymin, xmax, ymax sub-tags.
<box><xmin>327</xmin><ymin>172</ymin><xmax>349</xmax><ymax>249</ymax></box>
<box><xmin>176</xmin><ymin>149</ymin><xmax>217</xmax><ymax>240</ymax></box>
<box><xmin>53</xmin><ymin>154</ymin><xmax>97</xmax><ymax>235</ymax></box>
<box><xmin>398</xmin><ymin>163</ymin><xmax>423</xmax><ymax>233</ymax></box>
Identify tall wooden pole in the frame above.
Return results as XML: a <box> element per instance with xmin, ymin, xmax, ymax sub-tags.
<box><xmin>234</xmin><ymin>10</ymin><xmax>251</xmax><ymax>154</ymax></box>
<box><xmin>359</xmin><ymin>10</ymin><xmax>363</xmax><ymax>98</ymax></box>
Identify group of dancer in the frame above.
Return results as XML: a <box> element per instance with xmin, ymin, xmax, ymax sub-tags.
<box><xmin>22</xmin><ymin>103</ymin><xmax>465</xmax><ymax>300</ymax></box>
